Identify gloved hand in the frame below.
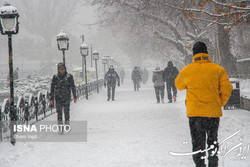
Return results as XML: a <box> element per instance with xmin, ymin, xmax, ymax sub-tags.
<box><xmin>117</xmin><ymin>82</ymin><xmax>120</xmax><ymax>87</ymax></box>
<box><xmin>74</xmin><ymin>98</ymin><xmax>77</xmax><ymax>103</ymax></box>
<box><xmin>49</xmin><ymin>100</ymin><xmax>54</xmax><ymax>108</ymax></box>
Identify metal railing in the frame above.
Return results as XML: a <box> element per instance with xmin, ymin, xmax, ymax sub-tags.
<box><xmin>0</xmin><ymin>79</ymin><xmax>104</xmax><ymax>141</ymax></box>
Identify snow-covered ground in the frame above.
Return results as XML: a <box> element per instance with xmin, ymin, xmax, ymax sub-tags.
<box><xmin>0</xmin><ymin>80</ymin><xmax>249</xmax><ymax>167</ymax></box>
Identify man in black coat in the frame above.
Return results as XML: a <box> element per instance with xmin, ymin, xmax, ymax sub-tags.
<box><xmin>163</xmin><ymin>61</ymin><xmax>179</xmax><ymax>103</ymax></box>
<box><xmin>50</xmin><ymin>62</ymin><xmax>77</xmax><ymax>130</ymax></box>
<box><xmin>104</xmin><ymin>65</ymin><xmax>120</xmax><ymax>101</ymax></box>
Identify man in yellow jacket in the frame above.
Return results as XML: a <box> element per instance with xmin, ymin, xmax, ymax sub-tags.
<box><xmin>175</xmin><ymin>41</ymin><xmax>233</xmax><ymax>167</ymax></box>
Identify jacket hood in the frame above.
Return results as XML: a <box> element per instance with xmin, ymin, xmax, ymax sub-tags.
<box><xmin>57</xmin><ymin>62</ymin><xmax>67</xmax><ymax>73</ymax></box>
<box><xmin>168</xmin><ymin>61</ymin><xmax>173</xmax><ymax>68</ymax></box>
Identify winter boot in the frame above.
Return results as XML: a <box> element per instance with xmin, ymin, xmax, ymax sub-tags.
<box><xmin>58</xmin><ymin>125</ymin><xmax>64</xmax><ymax>134</ymax></box>
<box><xmin>64</xmin><ymin>121</ymin><xmax>71</xmax><ymax>132</ymax></box>
<box><xmin>168</xmin><ymin>100</ymin><xmax>172</xmax><ymax>103</ymax></box>
<box><xmin>64</xmin><ymin>125</ymin><xmax>71</xmax><ymax>132</ymax></box>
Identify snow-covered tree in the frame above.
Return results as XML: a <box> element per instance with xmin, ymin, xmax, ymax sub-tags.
<box><xmin>84</xmin><ymin>0</ymin><xmax>249</xmax><ymax>74</ymax></box>
<box><xmin>83</xmin><ymin>0</ymin><xmax>218</xmax><ymax>67</ymax></box>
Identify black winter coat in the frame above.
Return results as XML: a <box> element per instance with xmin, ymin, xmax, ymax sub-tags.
<box><xmin>105</xmin><ymin>70</ymin><xmax>120</xmax><ymax>86</ymax></box>
<box><xmin>131</xmin><ymin>69</ymin><xmax>142</xmax><ymax>81</ymax></box>
<box><xmin>50</xmin><ymin>73</ymin><xmax>77</xmax><ymax>103</ymax></box>
<box><xmin>163</xmin><ymin>61</ymin><xmax>179</xmax><ymax>83</ymax></box>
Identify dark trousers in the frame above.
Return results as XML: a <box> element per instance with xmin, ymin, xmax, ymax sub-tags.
<box><xmin>166</xmin><ymin>80</ymin><xmax>177</xmax><ymax>101</ymax></box>
<box><xmin>154</xmin><ymin>86</ymin><xmax>165</xmax><ymax>102</ymax></box>
<box><xmin>107</xmin><ymin>85</ymin><xmax>116</xmax><ymax>100</ymax></box>
<box><xmin>56</xmin><ymin>102</ymin><xmax>70</xmax><ymax>125</ymax></box>
<box><xmin>133</xmin><ymin>80</ymin><xmax>140</xmax><ymax>91</ymax></box>
<box><xmin>189</xmin><ymin>117</ymin><xmax>220</xmax><ymax>167</ymax></box>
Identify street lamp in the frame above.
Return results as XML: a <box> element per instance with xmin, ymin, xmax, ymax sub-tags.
<box><xmin>0</xmin><ymin>1</ymin><xmax>19</xmax><ymax>145</ymax></box>
<box><xmin>109</xmin><ymin>57</ymin><xmax>114</xmax><ymax>66</ymax></box>
<box><xmin>102</xmin><ymin>56</ymin><xmax>107</xmax><ymax>76</ymax></box>
<box><xmin>93</xmin><ymin>50</ymin><xmax>99</xmax><ymax>93</ymax></box>
<box><xmin>80</xmin><ymin>43</ymin><xmax>89</xmax><ymax>100</ymax></box>
<box><xmin>105</xmin><ymin>56</ymin><xmax>110</xmax><ymax>68</ymax></box>
<box><xmin>57</xmin><ymin>30</ymin><xmax>69</xmax><ymax>64</ymax></box>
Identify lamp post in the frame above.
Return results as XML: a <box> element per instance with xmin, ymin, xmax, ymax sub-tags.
<box><xmin>109</xmin><ymin>57</ymin><xmax>114</xmax><ymax>66</ymax></box>
<box><xmin>57</xmin><ymin>30</ymin><xmax>69</xmax><ymax>64</ymax></box>
<box><xmin>105</xmin><ymin>56</ymin><xmax>110</xmax><ymax>68</ymax></box>
<box><xmin>90</xmin><ymin>44</ymin><xmax>93</xmax><ymax>68</ymax></box>
<box><xmin>102</xmin><ymin>57</ymin><xmax>107</xmax><ymax>76</ymax></box>
<box><xmin>93</xmin><ymin>50</ymin><xmax>99</xmax><ymax>93</ymax></box>
<box><xmin>0</xmin><ymin>1</ymin><xmax>19</xmax><ymax>145</ymax></box>
<box><xmin>80</xmin><ymin>43</ymin><xmax>89</xmax><ymax>100</ymax></box>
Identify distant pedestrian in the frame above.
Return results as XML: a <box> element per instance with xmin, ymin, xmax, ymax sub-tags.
<box><xmin>120</xmin><ymin>69</ymin><xmax>125</xmax><ymax>84</ymax></box>
<box><xmin>50</xmin><ymin>62</ymin><xmax>77</xmax><ymax>133</ymax></box>
<box><xmin>13</xmin><ymin>67</ymin><xmax>19</xmax><ymax>80</ymax></box>
<box><xmin>131</xmin><ymin>66</ymin><xmax>142</xmax><ymax>91</ymax></box>
<box><xmin>104</xmin><ymin>65</ymin><xmax>120</xmax><ymax>101</ymax></box>
<box><xmin>142</xmin><ymin>68</ymin><xmax>149</xmax><ymax>84</ymax></box>
<box><xmin>163</xmin><ymin>61</ymin><xmax>179</xmax><ymax>103</ymax></box>
<box><xmin>175</xmin><ymin>41</ymin><xmax>233</xmax><ymax>167</ymax></box>
<box><xmin>152</xmin><ymin>67</ymin><xmax>165</xmax><ymax>103</ymax></box>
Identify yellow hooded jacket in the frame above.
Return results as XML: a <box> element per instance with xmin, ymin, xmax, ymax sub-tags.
<box><xmin>175</xmin><ymin>53</ymin><xmax>233</xmax><ymax>117</ymax></box>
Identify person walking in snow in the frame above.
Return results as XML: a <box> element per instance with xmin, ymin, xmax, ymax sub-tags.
<box><xmin>120</xmin><ymin>68</ymin><xmax>125</xmax><ymax>84</ymax></box>
<box><xmin>131</xmin><ymin>66</ymin><xmax>142</xmax><ymax>91</ymax></box>
<box><xmin>175</xmin><ymin>41</ymin><xmax>233</xmax><ymax>167</ymax></box>
<box><xmin>142</xmin><ymin>68</ymin><xmax>149</xmax><ymax>84</ymax></box>
<box><xmin>163</xmin><ymin>61</ymin><xmax>179</xmax><ymax>103</ymax></box>
<box><xmin>104</xmin><ymin>65</ymin><xmax>120</xmax><ymax>101</ymax></box>
<box><xmin>50</xmin><ymin>62</ymin><xmax>77</xmax><ymax>132</ymax></box>
<box><xmin>152</xmin><ymin>67</ymin><xmax>165</xmax><ymax>103</ymax></box>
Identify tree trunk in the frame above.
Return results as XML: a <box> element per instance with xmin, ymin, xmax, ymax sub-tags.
<box><xmin>217</xmin><ymin>25</ymin><xmax>237</xmax><ymax>75</ymax></box>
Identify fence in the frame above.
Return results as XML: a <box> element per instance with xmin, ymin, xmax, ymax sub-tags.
<box><xmin>0</xmin><ymin>79</ymin><xmax>104</xmax><ymax>141</ymax></box>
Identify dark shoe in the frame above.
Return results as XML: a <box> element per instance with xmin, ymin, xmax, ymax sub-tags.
<box><xmin>112</xmin><ymin>99</ymin><xmax>115</xmax><ymax>101</ymax></box>
<box><xmin>64</xmin><ymin>122</ymin><xmax>70</xmax><ymax>132</ymax></box>
<box><xmin>58</xmin><ymin>126</ymin><xmax>64</xmax><ymax>134</ymax></box>
<box><xmin>107</xmin><ymin>98</ymin><xmax>110</xmax><ymax>101</ymax></box>
<box><xmin>168</xmin><ymin>100</ymin><xmax>172</xmax><ymax>103</ymax></box>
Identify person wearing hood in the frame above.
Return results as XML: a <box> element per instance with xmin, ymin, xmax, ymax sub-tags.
<box><xmin>163</xmin><ymin>61</ymin><xmax>179</xmax><ymax>103</ymax></box>
<box><xmin>175</xmin><ymin>41</ymin><xmax>233</xmax><ymax>167</ymax></box>
<box><xmin>50</xmin><ymin>62</ymin><xmax>77</xmax><ymax>133</ymax></box>
<box><xmin>152</xmin><ymin>67</ymin><xmax>165</xmax><ymax>103</ymax></box>
<box><xmin>104</xmin><ymin>65</ymin><xmax>120</xmax><ymax>101</ymax></box>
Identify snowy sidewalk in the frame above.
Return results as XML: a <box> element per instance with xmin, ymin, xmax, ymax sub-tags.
<box><xmin>0</xmin><ymin>81</ymin><xmax>250</xmax><ymax>167</ymax></box>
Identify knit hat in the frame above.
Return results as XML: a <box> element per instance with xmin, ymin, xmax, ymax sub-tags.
<box><xmin>192</xmin><ymin>41</ymin><xmax>208</xmax><ymax>56</ymax></box>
